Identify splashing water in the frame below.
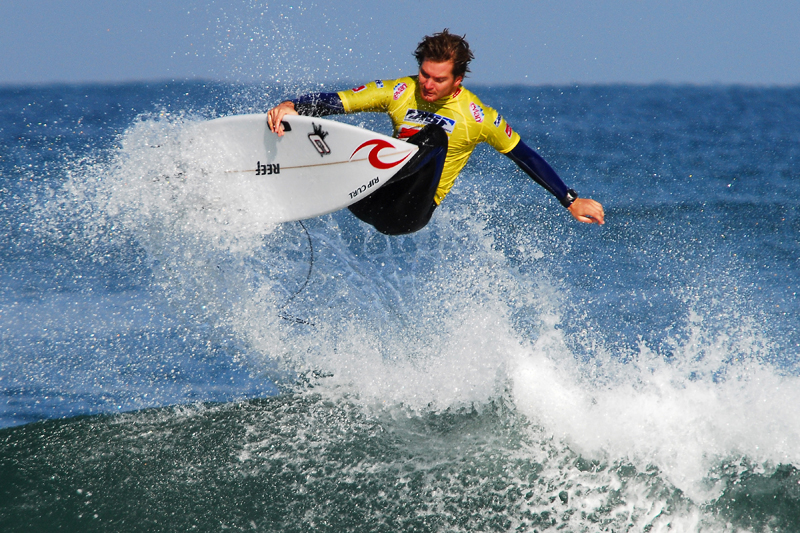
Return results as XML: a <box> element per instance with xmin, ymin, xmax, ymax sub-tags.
<box><xmin>4</xmin><ymin>82</ymin><xmax>800</xmax><ymax>531</ymax></box>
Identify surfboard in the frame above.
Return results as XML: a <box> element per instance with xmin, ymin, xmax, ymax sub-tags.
<box><xmin>193</xmin><ymin>114</ymin><xmax>419</xmax><ymax>222</ymax></box>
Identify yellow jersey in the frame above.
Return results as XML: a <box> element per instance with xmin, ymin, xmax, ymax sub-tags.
<box><xmin>338</xmin><ymin>77</ymin><xmax>521</xmax><ymax>204</ymax></box>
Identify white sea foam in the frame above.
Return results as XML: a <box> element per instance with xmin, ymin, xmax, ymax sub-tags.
<box><xmin>512</xmin><ymin>301</ymin><xmax>800</xmax><ymax>502</ymax></box>
<box><xmin>58</xmin><ymin>113</ymin><xmax>800</xmax><ymax>521</ymax></box>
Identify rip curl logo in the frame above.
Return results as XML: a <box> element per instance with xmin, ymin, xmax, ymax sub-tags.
<box><xmin>451</xmin><ymin>87</ymin><xmax>462</xmax><ymax>98</ymax></box>
<box><xmin>350</xmin><ymin>139</ymin><xmax>412</xmax><ymax>170</ymax></box>
<box><xmin>393</xmin><ymin>82</ymin><xmax>407</xmax><ymax>100</ymax></box>
<box><xmin>470</xmin><ymin>102</ymin><xmax>484</xmax><ymax>123</ymax></box>
<box><xmin>308</xmin><ymin>123</ymin><xmax>331</xmax><ymax>156</ymax></box>
<box><xmin>505</xmin><ymin>124</ymin><xmax>513</xmax><ymax>138</ymax></box>
<box><xmin>351</xmin><ymin>85</ymin><xmax>367</xmax><ymax>93</ymax></box>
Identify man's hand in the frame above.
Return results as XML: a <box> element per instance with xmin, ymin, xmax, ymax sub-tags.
<box><xmin>568</xmin><ymin>198</ymin><xmax>605</xmax><ymax>225</ymax></box>
<box><xmin>267</xmin><ymin>101</ymin><xmax>299</xmax><ymax>137</ymax></box>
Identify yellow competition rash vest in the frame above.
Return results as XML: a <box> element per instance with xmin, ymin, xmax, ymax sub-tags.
<box><xmin>338</xmin><ymin>77</ymin><xmax>521</xmax><ymax>204</ymax></box>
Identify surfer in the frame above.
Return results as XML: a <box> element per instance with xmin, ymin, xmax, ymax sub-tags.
<box><xmin>267</xmin><ymin>29</ymin><xmax>605</xmax><ymax>235</ymax></box>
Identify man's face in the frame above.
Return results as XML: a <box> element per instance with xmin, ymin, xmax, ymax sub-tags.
<box><xmin>418</xmin><ymin>59</ymin><xmax>463</xmax><ymax>102</ymax></box>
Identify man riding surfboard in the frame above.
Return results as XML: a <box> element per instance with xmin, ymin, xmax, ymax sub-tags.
<box><xmin>268</xmin><ymin>29</ymin><xmax>605</xmax><ymax>235</ymax></box>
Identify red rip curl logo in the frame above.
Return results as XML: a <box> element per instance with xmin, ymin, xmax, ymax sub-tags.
<box><xmin>350</xmin><ymin>139</ymin><xmax>411</xmax><ymax>170</ymax></box>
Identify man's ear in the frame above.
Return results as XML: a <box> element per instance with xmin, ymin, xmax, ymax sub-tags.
<box><xmin>453</xmin><ymin>76</ymin><xmax>463</xmax><ymax>88</ymax></box>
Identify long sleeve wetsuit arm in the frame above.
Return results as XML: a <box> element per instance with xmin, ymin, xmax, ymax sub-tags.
<box><xmin>506</xmin><ymin>140</ymin><xmax>575</xmax><ymax>207</ymax></box>
<box><xmin>290</xmin><ymin>93</ymin><xmax>345</xmax><ymax>117</ymax></box>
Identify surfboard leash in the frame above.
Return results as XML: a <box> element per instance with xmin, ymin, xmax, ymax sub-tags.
<box><xmin>278</xmin><ymin>220</ymin><xmax>316</xmax><ymax>326</ymax></box>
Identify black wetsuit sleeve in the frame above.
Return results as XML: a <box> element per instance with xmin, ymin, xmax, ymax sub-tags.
<box><xmin>506</xmin><ymin>140</ymin><xmax>574</xmax><ymax>207</ymax></box>
<box><xmin>290</xmin><ymin>93</ymin><xmax>346</xmax><ymax>116</ymax></box>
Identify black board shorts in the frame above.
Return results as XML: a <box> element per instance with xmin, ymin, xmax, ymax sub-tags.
<box><xmin>348</xmin><ymin>124</ymin><xmax>448</xmax><ymax>236</ymax></box>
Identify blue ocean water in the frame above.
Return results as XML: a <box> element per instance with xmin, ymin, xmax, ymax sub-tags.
<box><xmin>1</xmin><ymin>81</ymin><xmax>799</xmax><ymax>532</ymax></box>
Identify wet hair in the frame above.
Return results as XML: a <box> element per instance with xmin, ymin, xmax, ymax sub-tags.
<box><xmin>413</xmin><ymin>29</ymin><xmax>474</xmax><ymax>79</ymax></box>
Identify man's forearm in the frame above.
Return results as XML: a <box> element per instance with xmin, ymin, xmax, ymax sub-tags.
<box><xmin>506</xmin><ymin>140</ymin><xmax>576</xmax><ymax>207</ymax></box>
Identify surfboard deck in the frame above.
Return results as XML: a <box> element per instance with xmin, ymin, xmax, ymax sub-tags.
<box><xmin>193</xmin><ymin>114</ymin><xmax>418</xmax><ymax>222</ymax></box>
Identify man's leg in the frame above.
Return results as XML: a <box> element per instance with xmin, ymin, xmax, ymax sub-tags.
<box><xmin>348</xmin><ymin>125</ymin><xmax>448</xmax><ymax>235</ymax></box>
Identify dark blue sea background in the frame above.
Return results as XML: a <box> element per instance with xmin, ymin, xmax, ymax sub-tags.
<box><xmin>1</xmin><ymin>80</ymin><xmax>799</xmax><ymax>532</ymax></box>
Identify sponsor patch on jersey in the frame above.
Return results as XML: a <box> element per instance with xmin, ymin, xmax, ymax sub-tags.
<box><xmin>452</xmin><ymin>87</ymin><xmax>462</xmax><ymax>98</ymax></box>
<box><xmin>494</xmin><ymin>114</ymin><xmax>503</xmax><ymax>128</ymax></box>
<box><xmin>402</xmin><ymin>108</ymin><xmax>456</xmax><ymax>134</ymax></box>
<box><xmin>505</xmin><ymin>124</ymin><xmax>513</xmax><ymax>138</ymax></box>
<box><xmin>351</xmin><ymin>85</ymin><xmax>366</xmax><ymax>93</ymax></box>
<box><xmin>470</xmin><ymin>102</ymin><xmax>484</xmax><ymax>123</ymax></box>
<box><xmin>393</xmin><ymin>82</ymin><xmax>408</xmax><ymax>100</ymax></box>
<box><xmin>374</xmin><ymin>80</ymin><xmax>384</xmax><ymax>88</ymax></box>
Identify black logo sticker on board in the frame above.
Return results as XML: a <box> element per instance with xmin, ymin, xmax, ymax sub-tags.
<box><xmin>255</xmin><ymin>161</ymin><xmax>280</xmax><ymax>176</ymax></box>
<box><xmin>308</xmin><ymin>123</ymin><xmax>331</xmax><ymax>156</ymax></box>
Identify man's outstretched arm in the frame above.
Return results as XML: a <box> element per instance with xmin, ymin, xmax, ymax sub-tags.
<box><xmin>506</xmin><ymin>140</ymin><xmax>605</xmax><ymax>225</ymax></box>
<box><xmin>267</xmin><ymin>93</ymin><xmax>345</xmax><ymax>136</ymax></box>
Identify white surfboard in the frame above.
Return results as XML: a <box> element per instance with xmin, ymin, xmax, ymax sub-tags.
<box><xmin>193</xmin><ymin>114</ymin><xmax>418</xmax><ymax>222</ymax></box>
